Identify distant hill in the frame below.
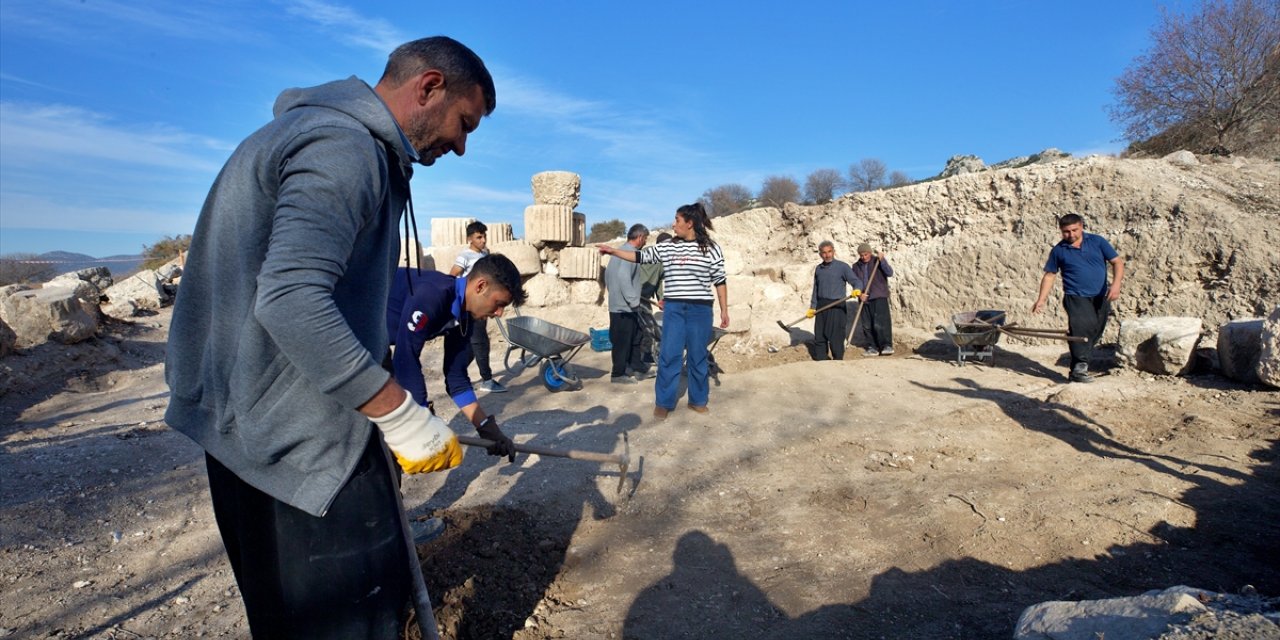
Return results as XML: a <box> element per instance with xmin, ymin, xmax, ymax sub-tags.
<box><xmin>38</xmin><ymin>251</ymin><xmax>145</xmax><ymax>278</ymax></box>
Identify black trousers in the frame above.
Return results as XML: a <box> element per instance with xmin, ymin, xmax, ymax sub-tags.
<box><xmin>610</xmin><ymin>310</ymin><xmax>645</xmax><ymax>376</ymax></box>
<box><xmin>857</xmin><ymin>297</ymin><xmax>893</xmax><ymax>350</ymax></box>
<box><xmin>1063</xmin><ymin>293</ymin><xmax>1111</xmax><ymax>370</ymax></box>
<box><xmin>470</xmin><ymin>316</ymin><xmax>493</xmax><ymax>380</ymax></box>
<box><xmin>813</xmin><ymin>297</ymin><xmax>848</xmax><ymax>360</ymax></box>
<box><xmin>205</xmin><ymin>432</ymin><xmax>411</xmax><ymax>639</ymax></box>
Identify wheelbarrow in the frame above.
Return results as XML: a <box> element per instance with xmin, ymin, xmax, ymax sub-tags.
<box><xmin>938</xmin><ymin>310</ymin><xmax>1006</xmax><ymax>366</ymax></box>
<box><xmin>496</xmin><ymin>314</ymin><xmax>591</xmax><ymax>392</ymax></box>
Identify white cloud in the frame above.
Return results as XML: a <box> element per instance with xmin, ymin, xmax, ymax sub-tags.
<box><xmin>283</xmin><ymin>0</ymin><xmax>403</xmax><ymax>54</ymax></box>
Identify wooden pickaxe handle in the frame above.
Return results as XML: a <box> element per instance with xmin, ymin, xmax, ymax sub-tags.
<box><xmin>457</xmin><ymin>435</ymin><xmax>631</xmax><ymax>494</ymax></box>
<box><xmin>778</xmin><ymin>293</ymin><xmax>854</xmax><ymax>331</ymax></box>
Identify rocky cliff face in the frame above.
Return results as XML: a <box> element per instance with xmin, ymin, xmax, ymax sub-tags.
<box><xmin>713</xmin><ymin>153</ymin><xmax>1279</xmax><ymax>350</ymax></box>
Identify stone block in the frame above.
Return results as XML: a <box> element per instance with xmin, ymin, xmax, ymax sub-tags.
<box><xmin>521</xmin><ymin>273</ymin><xmax>569</xmax><ymax>308</ymax></box>
<box><xmin>569</xmin><ymin>280</ymin><xmax>602</xmax><ymax>305</ymax></box>
<box><xmin>489</xmin><ymin>222</ymin><xmax>515</xmax><ymax>244</ymax></box>
<box><xmin>490</xmin><ymin>241</ymin><xmax>541</xmax><ymax>277</ymax></box>
<box><xmin>558</xmin><ymin>247</ymin><xmax>601</xmax><ymax>280</ymax></box>
<box><xmin>0</xmin><ymin>316</ymin><xmax>14</xmax><ymax>357</ymax></box>
<box><xmin>430</xmin><ymin>217</ymin><xmax>475</xmax><ymax>248</ymax></box>
<box><xmin>1015</xmin><ymin>586</ymin><xmax>1210</xmax><ymax>640</ymax></box>
<box><xmin>102</xmin><ymin>270</ymin><xmax>167</xmax><ymax>319</ymax></box>
<box><xmin>722</xmin><ymin>246</ymin><xmax>745</xmax><ymax>276</ymax></box>
<box><xmin>1218</xmin><ymin>317</ymin><xmax>1264</xmax><ymax>383</ymax></box>
<box><xmin>572</xmin><ymin>212</ymin><xmax>587</xmax><ymax>247</ymax></box>
<box><xmin>524</xmin><ymin>204</ymin><xmax>574</xmax><ymax>247</ymax></box>
<box><xmin>398</xmin><ymin>237</ymin><xmax>428</xmax><ymax>269</ymax></box>
<box><xmin>429</xmin><ymin>245</ymin><xmax>465</xmax><ymax>274</ymax></box>
<box><xmin>0</xmin><ymin>285</ymin><xmax>98</xmax><ymax>347</ymax></box>
<box><xmin>725</xmin><ymin>302</ymin><xmax>752</xmax><ymax>334</ymax></box>
<box><xmin>1257</xmin><ymin>305</ymin><xmax>1280</xmax><ymax>388</ymax></box>
<box><xmin>1117</xmin><ymin>316</ymin><xmax>1202</xmax><ymax>376</ymax></box>
<box><xmin>531</xmin><ymin>171</ymin><xmax>581</xmax><ymax>208</ymax></box>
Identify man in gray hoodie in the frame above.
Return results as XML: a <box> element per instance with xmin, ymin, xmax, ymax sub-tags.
<box><xmin>164</xmin><ymin>37</ymin><xmax>495</xmax><ymax>639</ymax></box>
<box><xmin>604</xmin><ymin>224</ymin><xmax>650</xmax><ymax>383</ymax></box>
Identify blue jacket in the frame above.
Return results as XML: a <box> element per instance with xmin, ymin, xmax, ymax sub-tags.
<box><xmin>386</xmin><ymin>269</ymin><xmax>479</xmax><ymax>411</ymax></box>
<box><xmin>164</xmin><ymin>77</ymin><xmax>417</xmax><ymax>517</ymax></box>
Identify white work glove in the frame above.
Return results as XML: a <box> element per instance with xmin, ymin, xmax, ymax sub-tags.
<box><xmin>370</xmin><ymin>391</ymin><xmax>463</xmax><ymax>474</ymax></box>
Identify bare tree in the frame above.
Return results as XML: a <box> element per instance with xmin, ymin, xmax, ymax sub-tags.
<box><xmin>888</xmin><ymin>171</ymin><xmax>912</xmax><ymax>187</ymax></box>
<box><xmin>1110</xmin><ymin>0</ymin><xmax>1280</xmax><ymax>153</ymax></box>
<box><xmin>0</xmin><ymin>253</ymin><xmax>55</xmax><ymax>286</ymax></box>
<box><xmin>699</xmin><ymin>184</ymin><xmax>754</xmax><ymax>218</ymax></box>
<box><xmin>758</xmin><ymin>175</ymin><xmax>801</xmax><ymax>209</ymax></box>
<box><xmin>847</xmin><ymin>158</ymin><xmax>887</xmax><ymax>192</ymax></box>
<box><xmin>803</xmin><ymin>169</ymin><xmax>845</xmax><ymax>204</ymax></box>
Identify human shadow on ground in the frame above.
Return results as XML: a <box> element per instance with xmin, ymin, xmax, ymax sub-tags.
<box><xmin>412</xmin><ymin>404</ymin><xmax>640</xmax><ymax>639</ymax></box>
<box><xmin>621</xmin><ymin>421</ymin><xmax>1279</xmax><ymax>639</ymax></box>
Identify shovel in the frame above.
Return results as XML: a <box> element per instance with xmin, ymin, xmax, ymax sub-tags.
<box><xmin>457</xmin><ymin>434</ymin><xmax>631</xmax><ymax>495</ymax></box>
<box><xmin>777</xmin><ymin>294</ymin><xmax>856</xmax><ymax>333</ymax></box>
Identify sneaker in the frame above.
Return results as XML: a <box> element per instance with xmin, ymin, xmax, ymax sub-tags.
<box><xmin>409</xmin><ymin>517</ymin><xmax>446</xmax><ymax>544</ymax></box>
<box><xmin>627</xmin><ymin>367</ymin><xmax>655</xmax><ymax>380</ymax></box>
<box><xmin>863</xmin><ymin>347</ymin><xmax>880</xmax><ymax>357</ymax></box>
<box><xmin>1069</xmin><ymin>364</ymin><xmax>1095</xmax><ymax>383</ymax></box>
<box><xmin>611</xmin><ymin>375</ymin><xmax>638</xmax><ymax>385</ymax></box>
<box><xmin>653</xmin><ymin>406</ymin><xmax>670</xmax><ymax>420</ymax></box>
<box><xmin>880</xmin><ymin>346</ymin><xmax>895</xmax><ymax>356</ymax></box>
<box><xmin>476</xmin><ymin>379</ymin><xmax>507</xmax><ymax>393</ymax></box>
<box><xmin>687</xmin><ymin>404</ymin><xmax>709</xmax><ymax>414</ymax></box>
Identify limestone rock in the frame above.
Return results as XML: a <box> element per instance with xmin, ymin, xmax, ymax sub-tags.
<box><xmin>531</xmin><ymin>171</ymin><xmax>581</xmax><ymax>208</ymax></box>
<box><xmin>1217</xmin><ymin>318</ymin><xmax>1265</xmax><ymax>384</ymax></box>
<box><xmin>399</xmin><ymin>237</ymin><xmax>428</xmax><ymax>269</ymax></box>
<box><xmin>722</xmin><ymin>246</ymin><xmax>745</xmax><ymax>276</ymax></box>
<box><xmin>0</xmin><ymin>316</ymin><xmax>16</xmax><ymax>357</ymax></box>
<box><xmin>489</xmin><ymin>222</ymin><xmax>515</xmax><ymax>244</ymax></box>
<box><xmin>522</xmin><ymin>273</ymin><xmax>570</xmax><ymax>308</ymax></box>
<box><xmin>430</xmin><ymin>217</ymin><xmax>474</xmax><ymax>248</ymax></box>
<box><xmin>1014</xmin><ymin>585</ymin><xmax>1210</xmax><ymax>640</ymax></box>
<box><xmin>572</xmin><ymin>212</ymin><xmax>587</xmax><ymax>247</ymax></box>
<box><xmin>47</xmin><ymin>272</ymin><xmax>106</xmax><ymax>307</ymax></box>
<box><xmin>491</xmin><ymin>241</ymin><xmax>540</xmax><ymax>277</ymax></box>
<box><xmin>1117</xmin><ymin>316</ymin><xmax>1202</xmax><ymax>376</ymax></box>
<box><xmin>938</xmin><ymin>154</ymin><xmax>985</xmax><ymax>178</ymax></box>
<box><xmin>525</xmin><ymin>204</ymin><xmax>574</xmax><ymax>247</ymax></box>
<box><xmin>557</xmin><ymin>247</ymin><xmax>601</xmax><ymax>280</ymax></box>
<box><xmin>1164</xmin><ymin>150</ymin><xmax>1199</xmax><ymax>166</ymax></box>
<box><xmin>724</xmin><ymin>302</ymin><xmax>752</xmax><ymax>334</ymax></box>
<box><xmin>1257</xmin><ymin>305</ymin><xmax>1280</xmax><ymax>388</ymax></box>
<box><xmin>0</xmin><ymin>285</ymin><xmax>99</xmax><ymax>347</ymax></box>
<box><xmin>569</xmin><ymin>280</ymin><xmax>602</xmax><ymax>305</ymax></box>
<box><xmin>102</xmin><ymin>270</ymin><xmax>168</xmax><ymax>319</ymax></box>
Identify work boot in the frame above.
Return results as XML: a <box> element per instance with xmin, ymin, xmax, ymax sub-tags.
<box><xmin>653</xmin><ymin>406</ymin><xmax>669</xmax><ymax>420</ymax></box>
<box><xmin>1069</xmin><ymin>364</ymin><xmax>1095</xmax><ymax>383</ymax></box>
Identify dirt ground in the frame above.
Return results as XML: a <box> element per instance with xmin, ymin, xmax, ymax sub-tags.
<box><xmin>1</xmin><ymin>307</ymin><xmax>1277</xmax><ymax>639</ymax></box>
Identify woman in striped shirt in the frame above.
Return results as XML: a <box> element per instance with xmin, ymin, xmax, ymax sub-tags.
<box><xmin>598</xmin><ymin>203</ymin><xmax>729</xmax><ymax>420</ymax></box>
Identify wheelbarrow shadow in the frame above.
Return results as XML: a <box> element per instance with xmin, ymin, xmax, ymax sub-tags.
<box><xmin>916</xmin><ymin>334</ymin><xmax>1066</xmax><ymax>382</ymax></box>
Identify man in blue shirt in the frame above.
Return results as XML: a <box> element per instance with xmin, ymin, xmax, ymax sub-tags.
<box><xmin>387</xmin><ymin>254</ymin><xmax>527</xmax><ymax>457</ymax></box>
<box><xmin>1032</xmin><ymin>213</ymin><xmax>1126</xmax><ymax>382</ymax></box>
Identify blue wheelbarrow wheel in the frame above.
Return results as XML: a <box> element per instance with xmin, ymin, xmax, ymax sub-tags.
<box><xmin>540</xmin><ymin>357</ymin><xmax>579</xmax><ymax>392</ymax></box>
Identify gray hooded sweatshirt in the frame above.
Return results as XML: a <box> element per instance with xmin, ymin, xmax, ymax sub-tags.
<box><xmin>164</xmin><ymin>77</ymin><xmax>416</xmax><ymax>517</ymax></box>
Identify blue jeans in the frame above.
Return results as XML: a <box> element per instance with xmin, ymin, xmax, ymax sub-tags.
<box><xmin>656</xmin><ymin>301</ymin><xmax>713</xmax><ymax>409</ymax></box>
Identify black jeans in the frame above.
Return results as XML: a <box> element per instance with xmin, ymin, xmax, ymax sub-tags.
<box><xmin>1063</xmin><ymin>293</ymin><xmax>1111</xmax><ymax>370</ymax></box>
<box><xmin>609</xmin><ymin>310</ymin><xmax>645</xmax><ymax>376</ymax></box>
<box><xmin>813</xmin><ymin>297</ymin><xmax>848</xmax><ymax>360</ymax></box>
<box><xmin>857</xmin><ymin>297</ymin><xmax>893</xmax><ymax>350</ymax></box>
<box><xmin>205</xmin><ymin>432</ymin><xmax>411</xmax><ymax>639</ymax></box>
<box><xmin>470</xmin><ymin>316</ymin><xmax>493</xmax><ymax>380</ymax></box>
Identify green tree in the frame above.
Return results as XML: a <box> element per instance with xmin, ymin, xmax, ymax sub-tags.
<box><xmin>141</xmin><ymin>234</ymin><xmax>192</xmax><ymax>271</ymax></box>
<box><xmin>758</xmin><ymin>175</ymin><xmax>800</xmax><ymax>209</ymax></box>
<box><xmin>1110</xmin><ymin>0</ymin><xmax>1280</xmax><ymax>154</ymax></box>
<box><xmin>587</xmin><ymin>219</ymin><xmax>627</xmax><ymax>243</ymax></box>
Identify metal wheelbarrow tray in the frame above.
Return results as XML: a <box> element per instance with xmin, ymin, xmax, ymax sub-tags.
<box><xmin>496</xmin><ymin>315</ymin><xmax>591</xmax><ymax>392</ymax></box>
<box><xmin>939</xmin><ymin>310</ymin><xmax>1005</xmax><ymax>366</ymax></box>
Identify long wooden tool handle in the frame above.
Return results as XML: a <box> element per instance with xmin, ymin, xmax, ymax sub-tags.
<box><xmin>846</xmin><ymin>254</ymin><xmax>883</xmax><ymax>343</ymax></box>
<box><xmin>457</xmin><ymin>435</ymin><xmax>627</xmax><ymax>465</ymax></box>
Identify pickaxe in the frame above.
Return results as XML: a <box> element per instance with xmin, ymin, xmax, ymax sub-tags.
<box><xmin>457</xmin><ymin>434</ymin><xmax>631</xmax><ymax>495</ymax></box>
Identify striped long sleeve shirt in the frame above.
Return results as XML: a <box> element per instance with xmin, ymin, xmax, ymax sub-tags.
<box><xmin>638</xmin><ymin>239</ymin><xmax>726</xmax><ymax>303</ymax></box>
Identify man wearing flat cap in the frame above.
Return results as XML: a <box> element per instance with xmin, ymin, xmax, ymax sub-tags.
<box><xmin>851</xmin><ymin>243</ymin><xmax>895</xmax><ymax>356</ymax></box>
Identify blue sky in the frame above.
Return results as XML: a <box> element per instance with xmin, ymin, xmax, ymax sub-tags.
<box><xmin>0</xmin><ymin>0</ymin><xmax>1182</xmax><ymax>258</ymax></box>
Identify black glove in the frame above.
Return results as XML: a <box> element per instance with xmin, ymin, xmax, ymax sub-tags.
<box><xmin>476</xmin><ymin>415</ymin><xmax>516</xmax><ymax>462</ymax></box>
